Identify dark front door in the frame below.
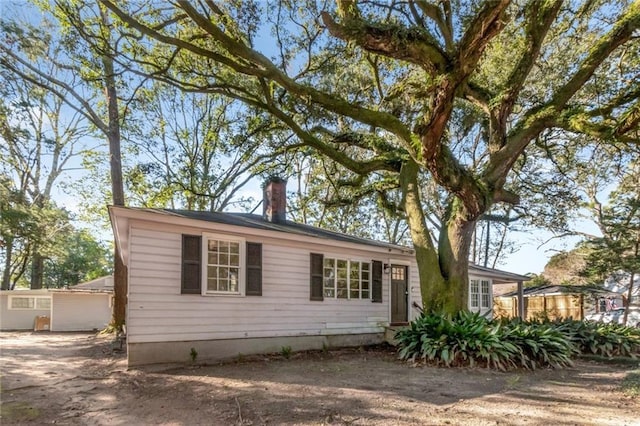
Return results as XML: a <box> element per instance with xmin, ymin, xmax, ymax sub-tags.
<box><xmin>391</xmin><ymin>265</ymin><xmax>408</xmax><ymax>324</ymax></box>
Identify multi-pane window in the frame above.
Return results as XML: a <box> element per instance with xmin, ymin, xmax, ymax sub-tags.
<box><xmin>11</xmin><ymin>297</ymin><xmax>34</xmax><ymax>309</ymax></box>
<box><xmin>470</xmin><ymin>280</ymin><xmax>480</xmax><ymax>308</ymax></box>
<box><xmin>205</xmin><ymin>238</ymin><xmax>241</xmax><ymax>293</ymax></box>
<box><xmin>9</xmin><ymin>296</ymin><xmax>51</xmax><ymax>310</ymax></box>
<box><xmin>481</xmin><ymin>280</ymin><xmax>490</xmax><ymax>308</ymax></box>
<box><xmin>469</xmin><ymin>279</ymin><xmax>490</xmax><ymax>309</ymax></box>
<box><xmin>391</xmin><ymin>266</ymin><xmax>405</xmax><ymax>281</ymax></box>
<box><xmin>323</xmin><ymin>258</ymin><xmax>370</xmax><ymax>299</ymax></box>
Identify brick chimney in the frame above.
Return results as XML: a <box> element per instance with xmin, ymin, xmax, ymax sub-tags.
<box><xmin>263</xmin><ymin>177</ymin><xmax>287</xmax><ymax>223</ymax></box>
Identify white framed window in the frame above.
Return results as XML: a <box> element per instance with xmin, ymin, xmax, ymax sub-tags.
<box><xmin>470</xmin><ymin>280</ymin><xmax>479</xmax><ymax>308</ymax></box>
<box><xmin>323</xmin><ymin>257</ymin><xmax>370</xmax><ymax>299</ymax></box>
<box><xmin>481</xmin><ymin>280</ymin><xmax>490</xmax><ymax>308</ymax></box>
<box><xmin>202</xmin><ymin>233</ymin><xmax>245</xmax><ymax>295</ymax></box>
<box><xmin>469</xmin><ymin>278</ymin><xmax>491</xmax><ymax>309</ymax></box>
<box><xmin>391</xmin><ymin>266</ymin><xmax>405</xmax><ymax>281</ymax></box>
<box><xmin>8</xmin><ymin>296</ymin><xmax>51</xmax><ymax>310</ymax></box>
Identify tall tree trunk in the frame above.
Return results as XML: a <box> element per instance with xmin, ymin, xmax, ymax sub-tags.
<box><xmin>101</xmin><ymin>5</ymin><xmax>127</xmax><ymax>330</ymax></box>
<box><xmin>438</xmin><ymin>200</ymin><xmax>477</xmax><ymax>313</ymax></box>
<box><xmin>622</xmin><ymin>239</ymin><xmax>638</xmax><ymax>325</ymax></box>
<box><xmin>113</xmin><ymin>248</ymin><xmax>127</xmax><ymax>326</ymax></box>
<box><xmin>30</xmin><ymin>252</ymin><xmax>44</xmax><ymax>289</ymax></box>
<box><xmin>1</xmin><ymin>239</ymin><xmax>13</xmax><ymax>290</ymax></box>
<box><xmin>399</xmin><ymin>160</ymin><xmax>447</xmax><ymax>313</ymax></box>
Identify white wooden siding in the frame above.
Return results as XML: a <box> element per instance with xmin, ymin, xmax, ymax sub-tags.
<box><xmin>409</xmin><ymin>263</ymin><xmax>422</xmax><ymax>320</ymax></box>
<box><xmin>126</xmin><ymin>224</ymin><xmax>404</xmax><ymax>344</ymax></box>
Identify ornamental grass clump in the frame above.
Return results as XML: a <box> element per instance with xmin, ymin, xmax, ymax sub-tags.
<box><xmin>396</xmin><ymin>312</ymin><xmax>576</xmax><ymax>370</ymax></box>
<box><xmin>396</xmin><ymin>311</ymin><xmax>519</xmax><ymax>370</ymax></box>
<box><xmin>562</xmin><ymin>319</ymin><xmax>640</xmax><ymax>357</ymax></box>
<box><xmin>499</xmin><ymin>319</ymin><xmax>576</xmax><ymax>369</ymax></box>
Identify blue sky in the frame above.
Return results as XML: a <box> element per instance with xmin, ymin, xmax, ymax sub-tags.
<box><xmin>13</xmin><ymin>0</ymin><xmax>611</xmax><ymax>277</ymax></box>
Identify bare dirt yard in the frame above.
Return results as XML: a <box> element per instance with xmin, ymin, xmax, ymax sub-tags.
<box><xmin>1</xmin><ymin>332</ymin><xmax>639</xmax><ymax>425</ymax></box>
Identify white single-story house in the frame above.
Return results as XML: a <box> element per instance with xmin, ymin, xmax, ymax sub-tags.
<box><xmin>0</xmin><ymin>289</ymin><xmax>51</xmax><ymax>330</ymax></box>
<box><xmin>110</xmin><ymin>178</ymin><xmax>530</xmax><ymax>366</ymax></box>
<box><xmin>0</xmin><ymin>276</ymin><xmax>113</xmax><ymax>332</ymax></box>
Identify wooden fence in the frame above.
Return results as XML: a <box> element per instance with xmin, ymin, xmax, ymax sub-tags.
<box><xmin>494</xmin><ymin>294</ymin><xmax>583</xmax><ymax>320</ymax></box>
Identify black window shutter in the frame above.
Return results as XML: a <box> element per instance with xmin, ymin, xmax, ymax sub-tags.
<box><xmin>181</xmin><ymin>235</ymin><xmax>202</xmax><ymax>294</ymax></box>
<box><xmin>310</xmin><ymin>253</ymin><xmax>324</xmax><ymax>301</ymax></box>
<box><xmin>246</xmin><ymin>242</ymin><xmax>262</xmax><ymax>296</ymax></box>
<box><xmin>372</xmin><ymin>260</ymin><xmax>383</xmax><ymax>303</ymax></box>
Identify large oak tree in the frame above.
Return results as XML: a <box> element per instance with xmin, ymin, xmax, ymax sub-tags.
<box><xmin>96</xmin><ymin>0</ymin><xmax>638</xmax><ymax>313</ymax></box>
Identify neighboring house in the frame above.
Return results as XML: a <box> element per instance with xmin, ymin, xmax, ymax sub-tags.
<box><xmin>602</xmin><ymin>272</ymin><xmax>640</xmax><ymax>309</ymax></box>
<box><xmin>466</xmin><ymin>264</ymin><xmax>531</xmax><ymax>318</ymax></box>
<box><xmin>0</xmin><ymin>276</ymin><xmax>113</xmax><ymax>332</ymax></box>
<box><xmin>0</xmin><ymin>289</ymin><xmax>51</xmax><ymax>330</ymax></box>
<box><xmin>110</xmin><ymin>178</ymin><xmax>530</xmax><ymax>366</ymax></box>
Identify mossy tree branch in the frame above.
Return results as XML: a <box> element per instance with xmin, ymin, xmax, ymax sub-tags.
<box><xmin>485</xmin><ymin>3</ymin><xmax>640</xmax><ymax>186</ymax></box>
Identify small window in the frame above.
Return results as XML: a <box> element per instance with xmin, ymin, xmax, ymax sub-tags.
<box><xmin>481</xmin><ymin>280</ymin><xmax>490</xmax><ymax>308</ymax></box>
<box><xmin>470</xmin><ymin>279</ymin><xmax>491</xmax><ymax>309</ymax></box>
<box><xmin>11</xmin><ymin>297</ymin><xmax>34</xmax><ymax>309</ymax></box>
<box><xmin>204</xmin><ymin>236</ymin><xmax>244</xmax><ymax>294</ymax></box>
<box><xmin>470</xmin><ymin>280</ymin><xmax>479</xmax><ymax>308</ymax></box>
<box><xmin>9</xmin><ymin>296</ymin><xmax>51</xmax><ymax>310</ymax></box>
<box><xmin>391</xmin><ymin>266</ymin><xmax>405</xmax><ymax>280</ymax></box>
<box><xmin>36</xmin><ymin>298</ymin><xmax>51</xmax><ymax>310</ymax></box>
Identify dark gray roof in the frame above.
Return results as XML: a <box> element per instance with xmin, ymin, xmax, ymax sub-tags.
<box><xmin>146</xmin><ymin>209</ymin><xmax>412</xmax><ymax>252</ymax></box>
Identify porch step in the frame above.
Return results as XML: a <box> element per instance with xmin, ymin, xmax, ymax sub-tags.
<box><xmin>384</xmin><ymin>325</ymin><xmax>409</xmax><ymax>346</ymax></box>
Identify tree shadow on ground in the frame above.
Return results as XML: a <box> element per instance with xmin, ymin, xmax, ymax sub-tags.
<box><xmin>2</xmin><ymin>333</ymin><xmax>638</xmax><ymax>425</ymax></box>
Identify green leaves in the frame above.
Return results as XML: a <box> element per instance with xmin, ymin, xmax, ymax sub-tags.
<box><xmin>569</xmin><ymin>319</ymin><xmax>640</xmax><ymax>358</ymax></box>
<box><xmin>43</xmin><ymin>228</ymin><xmax>112</xmax><ymax>288</ymax></box>
<box><xmin>395</xmin><ymin>312</ymin><xmax>639</xmax><ymax>370</ymax></box>
<box><xmin>0</xmin><ymin>177</ymin><xmax>75</xmax><ymax>289</ymax></box>
<box><xmin>580</xmin><ymin>163</ymin><xmax>639</xmax><ymax>297</ymax></box>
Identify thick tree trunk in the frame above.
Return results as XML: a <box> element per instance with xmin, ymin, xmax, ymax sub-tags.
<box><xmin>622</xmin><ymin>240</ymin><xmax>638</xmax><ymax>325</ymax></box>
<box><xmin>438</xmin><ymin>200</ymin><xmax>478</xmax><ymax>313</ymax></box>
<box><xmin>399</xmin><ymin>160</ymin><xmax>447</xmax><ymax>313</ymax></box>
<box><xmin>30</xmin><ymin>252</ymin><xmax>44</xmax><ymax>289</ymax></box>
<box><xmin>1</xmin><ymin>239</ymin><xmax>12</xmax><ymax>290</ymax></box>
<box><xmin>400</xmin><ymin>160</ymin><xmax>479</xmax><ymax>314</ymax></box>
<box><xmin>112</xmin><ymin>247</ymin><xmax>127</xmax><ymax>329</ymax></box>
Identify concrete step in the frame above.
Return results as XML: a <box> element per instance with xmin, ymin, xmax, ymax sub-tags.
<box><xmin>384</xmin><ymin>325</ymin><xmax>408</xmax><ymax>346</ymax></box>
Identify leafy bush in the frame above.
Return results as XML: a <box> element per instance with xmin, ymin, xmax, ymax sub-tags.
<box><xmin>394</xmin><ymin>313</ymin><xmax>636</xmax><ymax>370</ymax></box>
<box><xmin>499</xmin><ymin>319</ymin><xmax>576</xmax><ymax>369</ymax></box>
<box><xmin>396</xmin><ymin>311</ymin><xmax>520</xmax><ymax>370</ymax></box>
<box><xmin>559</xmin><ymin>319</ymin><xmax>640</xmax><ymax>357</ymax></box>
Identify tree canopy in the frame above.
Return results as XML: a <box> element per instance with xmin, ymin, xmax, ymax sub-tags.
<box><xmin>92</xmin><ymin>0</ymin><xmax>639</xmax><ymax>313</ymax></box>
<box><xmin>1</xmin><ymin>1</ymin><xmax>637</xmax><ymax>315</ymax></box>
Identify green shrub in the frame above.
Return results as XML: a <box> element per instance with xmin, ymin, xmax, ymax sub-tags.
<box><xmin>280</xmin><ymin>345</ymin><xmax>292</xmax><ymax>359</ymax></box>
<box><xmin>396</xmin><ymin>311</ymin><xmax>519</xmax><ymax>370</ymax></box>
<box><xmin>500</xmin><ymin>319</ymin><xmax>576</xmax><ymax>369</ymax></box>
<box><xmin>397</xmin><ymin>313</ymin><xmax>577</xmax><ymax>370</ymax></box>
<box><xmin>563</xmin><ymin>320</ymin><xmax>640</xmax><ymax>357</ymax></box>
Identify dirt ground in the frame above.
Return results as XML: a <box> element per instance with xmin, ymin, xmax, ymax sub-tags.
<box><xmin>1</xmin><ymin>332</ymin><xmax>639</xmax><ymax>425</ymax></box>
